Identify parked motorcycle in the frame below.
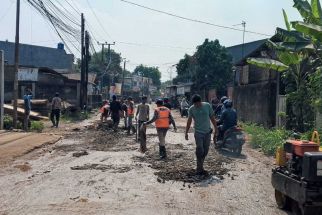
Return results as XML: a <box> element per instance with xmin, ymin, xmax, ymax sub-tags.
<box><xmin>215</xmin><ymin>126</ymin><xmax>245</xmax><ymax>156</ymax></box>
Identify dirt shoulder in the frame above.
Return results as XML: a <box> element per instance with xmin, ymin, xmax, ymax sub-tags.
<box><xmin>0</xmin><ymin>110</ymin><xmax>286</xmax><ymax>215</ymax></box>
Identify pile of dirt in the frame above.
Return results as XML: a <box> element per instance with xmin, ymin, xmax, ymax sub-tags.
<box><xmin>133</xmin><ymin>150</ymin><xmax>232</xmax><ymax>183</ymax></box>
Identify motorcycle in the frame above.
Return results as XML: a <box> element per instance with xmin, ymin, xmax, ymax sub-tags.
<box><xmin>180</xmin><ymin>107</ymin><xmax>189</xmax><ymax>117</ymax></box>
<box><xmin>215</xmin><ymin>126</ymin><xmax>245</xmax><ymax>156</ymax></box>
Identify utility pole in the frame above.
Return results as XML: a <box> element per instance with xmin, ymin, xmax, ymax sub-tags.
<box><xmin>233</xmin><ymin>21</ymin><xmax>246</xmax><ymax>59</ymax></box>
<box><xmin>97</xmin><ymin>41</ymin><xmax>108</xmax><ymax>63</ymax></box>
<box><xmin>242</xmin><ymin>21</ymin><xmax>246</xmax><ymax>59</ymax></box>
<box><xmin>0</xmin><ymin>51</ymin><xmax>4</xmax><ymax>130</ymax></box>
<box><xmin>105</xmin><ymin>42</ymin><xmax>115</xmax><ymax>99</ymax></box>
<box><xmin>13</xmin><ymin>0</ymin><xmax>20</xmax><ymax>128</ymax></box>
<box><xmin>84</xmin><ymin>31</ymin><xmax>90</xmax><ymax>108</ymax></box>
<box><xmin>80</xmin><ymin>13</ymin><xmax>85</xmax><ymax>109</ymax></box>
<box><xmin>121</xmin><ymin>58</ymin><xmax>129</xmax><ymax>97</ymax></box>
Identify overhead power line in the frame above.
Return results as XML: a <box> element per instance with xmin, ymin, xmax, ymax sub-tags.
<box><xmin>117</xmin><ymin>41</ymin><xmax>194</xmax><ymax>51</ymax></box>
<box><xmin>86</xmin><ymin>0</ymin><xmax>112</xmax><ymax>39</ymax></box>
<box><xmin>0</xmin><ymin>1</ymin><xmax>15</xmax><ymax>24</ymax></box>
<box><xmin>119</xmin><ymin>0</ymin><xmax>272</xmax><ymax>37</ymax></box>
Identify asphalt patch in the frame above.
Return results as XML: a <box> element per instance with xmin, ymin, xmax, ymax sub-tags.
<box><xmin>133</xmin><ymin>150</ymin><xmax>231</xmax><ymax>183</ymax></box>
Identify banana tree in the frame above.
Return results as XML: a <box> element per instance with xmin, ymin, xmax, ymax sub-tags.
<box><xmin>246</xmin><ymin>0</ymin><xmax>322</xmax><ymax>131</ymax></box>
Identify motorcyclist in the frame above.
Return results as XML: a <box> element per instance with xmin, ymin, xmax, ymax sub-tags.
<box><xmin>215</xmin><ymin>96</ymin><xmax>228</xmax><ymax>119</ymax></box>
<box><xmin>180</xmin><ymin>97</ymin><xmax>189</xmax><ymax>116</ymax></box>
<box><xmin>217</xmin><ymin>99</ymin><xmax>237</xmax><ymax>141</ymax></box>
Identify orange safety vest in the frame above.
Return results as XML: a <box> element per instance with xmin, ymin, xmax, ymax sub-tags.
<box><xmin>155</xmin><ymin>106</ymin><xmax>170</xmax><ymax>128</ymax></box>
<box><xmin>127</xmin><ymin>102</ymin><xmax>135</xmax><ymax>116</ymax></box>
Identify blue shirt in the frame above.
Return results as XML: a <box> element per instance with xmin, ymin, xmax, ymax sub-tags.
<box><xmin>23</xmin><ymin>94</ymin><xmax>33</xmax><ymax>111</ymax></box>
<box><xmin>219</xmin><ymin>108</ymin><xmax>237</xmax><ymax>131</ymax></box>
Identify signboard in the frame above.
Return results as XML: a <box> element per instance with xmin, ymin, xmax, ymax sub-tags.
<box><xmin>110</xmin><ymin>83</ymin><xmax>122</xmax><ymax>96</ymax></box>
<box><xmin>18</xmin><ymin>68</ymin><xmax>38</xmax><ymax>81</ymax></box>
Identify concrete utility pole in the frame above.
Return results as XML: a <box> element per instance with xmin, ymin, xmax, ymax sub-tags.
<box><xmin>0</xmin><ymin>51</ymin><xmax>4</xmax><ymax>130</ymax></box>
<box><xmin>13</xmin><ymin>0</ymin><xmax>20</xmax><ymax>128</ymax></box>
<box><xmin>84</xmin><ymin>31</ymin><xmax>90</xmax><ymax>107</ymax></box>
<box><xmin>97</xmin><ymin>41</ymin><xmax>108</xmax><ymax>63</ymax></box>
<box><xmin>233</xmin><ymin>21</ymin><xmax>246</xmax><ymax>59</ymax></box>
<box><xmin>105</xmin><ymin>42</ymin><xmax>115</xmax><ymax>72</ymax></box>
<box><xmin>121</xmin><ymin>58</ymin><xmax>129</xmax><ymax>97</ymax></box>
<box><xmin>80</xmin><ymin>13</ymin><xmax>85</xmax><ymax>109</ymax></box>
<box><xmin>105</xmin><ymin>42</ymin><xmax>115</xmax><ymax>99</ymax></box>
<box><xmin>241</xmin><ymin>21</ymin><xmax>246</xmax><ymax>59</ymax></box>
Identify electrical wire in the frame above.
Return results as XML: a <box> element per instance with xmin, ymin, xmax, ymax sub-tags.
<box><xmin>86</xmin><ymin>0</ymin><xmax>113</xmax><ymax>39</ymax></box>
<box><xmin>0</xmin><ymin>1</ymin><xmax>15</xmax><ymax>24</ymax></box>
<box><xmin>119</xmin><ymin>0</ymin><xmax>272</xmax><ymax>37</ymax></box>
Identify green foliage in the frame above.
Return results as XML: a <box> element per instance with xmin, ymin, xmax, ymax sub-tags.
<box><xmin>242</xmin><ymin>123</ymin><xmax>291</xmax><ymax>156</ymax></box>
<box><xmin>174</xmin><ymin>39</ymin><xmax>232</xmax><ymax>93</ymax></box>
<box><xmin>309</xmin><ymin>68</ymin><xmax>322</xmax><ymax>112</ymax></box>
<box><xmin>30</xmin><ymin>121</ymin><xmax>45</xmax><ymax>132</ymax></box>
<box><xmin>133</xmin><ymin>65</ymin><xmax>162</xmax><ymax>88</ymax></box>
<box><xmin>311</xmin><ymin>0</ymin><xmax>322</xmax><ymax>19</ymax></box>
<box><xmin>61</xmin><ymin>111</ymin><xmax>90</xmax><ymax>123</ymax></box>
<box><xmin>89</xmin><ymin>49</ymin><xmax>123</xmax><ymax>87</ymax></box>
<box><xmin>283</xmin><ymin>9</ymin><xmax>291</xmax><ymax>31</ymax></box>
<box><xmin>300</xmin><ymin>128</ymin><xmax>322</xmax><ymax>143</ymax></box>
<box><xmin>291</xmin><ymin>21</ymin><xmax>322</xmax><ymax>41</ymax></box>
<box><xmin>3</xmin><ymin>115</ymin><xmax>22</xmax><ymax>130</ymax></box>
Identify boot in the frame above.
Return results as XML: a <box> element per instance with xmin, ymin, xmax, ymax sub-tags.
<box><xmin>159</xmin><ymin>146</ymin><xmax>167</xmax><ymax>159</ymax></box>
<box><xmin>196</xmin><ymin>157</ymin><xmax>205</xmax><ymax>175</ymax></box>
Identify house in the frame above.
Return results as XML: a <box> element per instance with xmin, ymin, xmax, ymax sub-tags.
<box><xmin>122</xmin><ymin>75</ymin><xmax>155</xmax><ymax>101</ymax></box>
<box><xmin>4</xmin><ymin>65</ymin><xmax>80</xmax><ymax>105</ymax></box>
<box><xmin>228</xmin><ymin>37</ymin><xmax>285</xmax><ymax>127</ymax></box>
<box><xmin>0</xmin><ymin>41</ymin><xmax>74</xmax><ymax>72</ymax></box>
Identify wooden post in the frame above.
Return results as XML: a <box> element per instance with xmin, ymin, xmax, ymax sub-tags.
<box><xmin>13</xmin><ymin>0</ymin><xmax>21</xmax><ymax>128</ymax></box>
<box><xmin>0</xmin><ymin>50</ymin><xmax>4</xmax><ymax>130</ymax></box>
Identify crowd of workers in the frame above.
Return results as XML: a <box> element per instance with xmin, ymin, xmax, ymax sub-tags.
<box><xmin>99</xmin><ymin>94</ymin><xmax>237</xmax><ymax>175</ymax></box>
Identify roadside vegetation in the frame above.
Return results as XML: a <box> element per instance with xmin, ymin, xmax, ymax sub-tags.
<box><xmin>242</xmin><ymin>123</ymin><xmax>322</xmax><ymax>156</ymax></box>
<box><xmin>242</xmin><ymin>123</ymin><xmax>291</xmax><ymax>156</ymax></box>
<box><xmin>61</xmin><ymin>110</ymin><xmax>91</xmax><ymax>123</ymax></box>
<box><xmin>30</xmin><ymin>121</ymin><xmax>45</xmax><ymax>132</ymax></box>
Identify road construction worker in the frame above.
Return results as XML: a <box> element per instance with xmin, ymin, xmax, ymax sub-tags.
<box><xmin>126</xmin><ymin>97</ymin><xmax>136</xmax><ymax>135</ymax></box>
<box><xmin>185</xmin><ymin>94</ymin><xmax>218</xmax><ymax>175</ymax></box>
<box><xmin>135</xmin><ymin>96</ymin><xmax>150</xmax><ymax>139</ymax></box>
<box><xmin>23</xmin><ymin>88</ymin><xmax>33</xmax><ymax>131</ymax></box>
<box><xmin>144</xmin><ymin>99</ymin><xmax>177</xmax><ymax>159</ymax></box>
<box><xmin>110</xmin><ymin>95</ymin><xmax>122</xmax><ymax>131</ymax></box>
<box><xmin>51</xmin><ymin>92</ymin><xmax>62</xmax><ymax>128</ymax></box>
<box><xmin>121</xmin><ymin>98</ymin><xmax>128</xmax><ymax>129</ymax></box>
<box><xmin>99</xmin><ymin>100</ymin><xmax>109</xmax><ymax>123</ymax></box>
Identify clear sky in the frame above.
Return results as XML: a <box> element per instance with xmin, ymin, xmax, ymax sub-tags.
<box><xmin>0</xmin><ymin>0</ymin><xmax>302</xmax><ymax>81</ymax></box>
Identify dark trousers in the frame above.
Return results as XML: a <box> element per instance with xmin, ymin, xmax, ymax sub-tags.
<box><xmin>51</xmin><ymin>109</ymin><xmax>61</xmax><ymax>127</ymax></box>
<box><xmin>194</xmin><ymin>131</ymin><xmax>211</xmax><ymax>172</ymax></box>
<box><xmin>24</xmin><ymin>110</ymin><xmax>31</xmax><ymax>131</ymax></box>
<box><xmin>194</xmin><ymin>131</ymin><xmax>211</xmax><ymax>159</ymax></box>
<box><xmin>112</xmin><ymin>115</ymin><xmax>120</xmax><ymax>131</ymax></box>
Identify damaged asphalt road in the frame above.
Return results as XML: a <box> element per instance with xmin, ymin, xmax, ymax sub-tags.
<box><xmin>0</xmin><ymin>112</ymin><xmax>287</xmax><ymax>215</ymax></box>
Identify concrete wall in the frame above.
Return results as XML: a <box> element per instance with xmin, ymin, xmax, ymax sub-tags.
<box><xmin>233</xmin><ymin>82</ymin><xmax>277</xmax><ymax>127</ymax></box>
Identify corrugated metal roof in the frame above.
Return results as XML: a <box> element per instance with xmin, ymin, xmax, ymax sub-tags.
<box><xmin>62</xmin><ymin>73</ymin><xmax>97</xmax><ymax>84</ymax></box>
<box><xmin>227</xmin><ymin>39</ymin><xmax>267</xmax><ymax>65</ymax></box>
<box><xmin>0</xmin><ymin>40</ymin><xmax>74</xmax><ymax>70</ymax></box>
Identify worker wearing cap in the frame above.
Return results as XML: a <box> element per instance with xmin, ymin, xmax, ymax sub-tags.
<box><xmin>144</xmin><ymin>99</ymin><xmax>177</xmax><ymax>159</ymax></box>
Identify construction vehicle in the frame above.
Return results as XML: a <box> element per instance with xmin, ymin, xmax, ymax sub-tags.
<box><xmin>272</xmin><ymin>131</ymin><xmax>322</xmax><ymax>215</ymax></box>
